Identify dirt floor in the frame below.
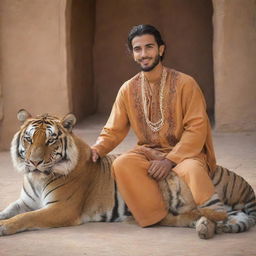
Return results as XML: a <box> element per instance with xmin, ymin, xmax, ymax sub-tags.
<box><xmin>0</xmin><ymin>115</ymin><xmax>255</xmax><ymax>256</ymax></box>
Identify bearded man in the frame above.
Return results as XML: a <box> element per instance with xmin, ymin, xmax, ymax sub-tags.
<box><xmin>91</xmin><ymin>24</ymin><xmax>219</xmax><ymax>227</ymax></box>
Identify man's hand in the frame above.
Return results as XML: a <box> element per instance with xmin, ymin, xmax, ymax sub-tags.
<box><xmin>148</xmin><ymin>158</ymin><xmax>175</xmax><ymax>181</ymax></box>
<box><xmin>91</xmin><ymin>148</ymin><xmax>99</xmax><ymax>163</ymax></box>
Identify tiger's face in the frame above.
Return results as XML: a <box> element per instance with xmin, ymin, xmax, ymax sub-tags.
<box><xmin>11</xmin><ymin>109</ymin><xmax>78</xmax><ymax>177</ymax></box>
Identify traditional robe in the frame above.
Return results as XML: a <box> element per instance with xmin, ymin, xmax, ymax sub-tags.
<box><xmin>92</xmin><ymin>67</ymin><xmax>217</xmax><ymax>226</ymax></box>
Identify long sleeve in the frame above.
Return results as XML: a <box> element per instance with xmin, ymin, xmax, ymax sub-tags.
<box><xmin>91</xmin><ymin>84</ymin><xmax>130</xmax><ymax>157</ymax></box>
<box><xmin>166</xmin><ymin>77</ymin><xmax>208</xmax><ymax>164</ymax></box>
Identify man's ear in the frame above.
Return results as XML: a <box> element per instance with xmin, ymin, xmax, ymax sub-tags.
<box><xmin>61</xmin><ymin>113</ymin><xmax>76</xmax><ymax>132</ymax></box>
<box><xmin>17</xmin><ymin>109</ymin><xmax>32</xmax><ymax>123</ymax></box>
<box><xmin>159</xmin><ymin>45</ymin><xmax>165</xmax><ymax>57</ymax></box>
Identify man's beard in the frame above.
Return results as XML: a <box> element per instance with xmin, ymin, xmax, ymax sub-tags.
<box><xmin>139</xmin><ymin>54</ymin><xmax>161</xmax><ymax>72</ymax></box>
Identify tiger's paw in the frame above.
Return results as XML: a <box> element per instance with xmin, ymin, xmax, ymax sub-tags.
<box><xmin>196</xmin><ymin>217</ymin><xmax>215</xmax><ymax>239</ymax></box>
<box><xmin>0</xmin><ymin>220</ymin><xmax>18</xmax><ymax>236</ymax></box>
<box><xmin>0</xmin><ymin>220</ymin><xmax>8</xmax><ymax>236</ymax></box>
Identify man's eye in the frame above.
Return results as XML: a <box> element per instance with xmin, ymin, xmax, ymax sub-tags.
<box><xmin>133</xmin><ymin>48</ymin><xmax>141</xmax><ymax>52</ymax></box>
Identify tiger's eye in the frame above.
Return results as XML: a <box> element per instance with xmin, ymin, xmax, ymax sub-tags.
<box><xmin>25</xmin><ymin>137</ymin><xmax>32</xmax><ymax>143</ymax></box>
<box><xmin>47</xmin><ymin>138</ymin><xmax>55</xmax><ymax>145</ymax></box>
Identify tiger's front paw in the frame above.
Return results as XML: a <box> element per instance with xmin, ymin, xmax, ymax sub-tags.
<box><xmin>0</xmin><ymin>220</ymin><xmax>18</xmax><ymax>236</ymax></box>
<box><xmin>0</xmin><ymin>220</ymin><xmax>8</xmax><ymax>236</ymax></box>
<box><xmin>196</xmin><ymin>217</ymin><xmax>215</xmax><ymax>239</ymax></box>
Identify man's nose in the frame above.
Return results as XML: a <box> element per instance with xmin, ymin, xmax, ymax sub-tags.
<box><xmin>141</xmin><ymin>48</ymin><xmax>148</xmax><ymax>57</ymax></box>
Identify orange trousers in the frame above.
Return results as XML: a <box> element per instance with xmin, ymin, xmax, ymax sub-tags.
<box><xmin>112</xmin><ymin>150</ymin><xmax>215</xmax><ymax>227</ymax></box>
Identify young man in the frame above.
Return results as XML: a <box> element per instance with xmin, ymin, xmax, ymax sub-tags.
<box><xmin>91</xmin><ymin>24</ymin><xmax>217</xmax><ymax>227</ymax></box>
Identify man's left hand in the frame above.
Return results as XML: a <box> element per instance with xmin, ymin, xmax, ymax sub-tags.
<box><xmin>148</xmin><ymin>159</ymin><xmax>175</xmax><ymax>181</ymax></box>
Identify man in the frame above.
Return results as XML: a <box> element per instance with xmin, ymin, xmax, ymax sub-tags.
<box><xmin>91</xmin><ymin>24</ymin><xmax>218</xmax><ymax>227</ymax></box>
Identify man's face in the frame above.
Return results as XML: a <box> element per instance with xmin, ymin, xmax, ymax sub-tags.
<box><xmin>131</xmin><ymin>34</ymin><xmax>165</xmax><ymax>72</ymax></box>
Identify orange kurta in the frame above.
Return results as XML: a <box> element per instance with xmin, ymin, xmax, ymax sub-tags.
<box><xmin>92</xmin><ymin>67</ymin><xmax>217</xmax><ymax>226</ymax></box>
<box><xmin>92</xmin><ymin>68</ymin><xmax>216</xmax><ymax>173</ymax></box>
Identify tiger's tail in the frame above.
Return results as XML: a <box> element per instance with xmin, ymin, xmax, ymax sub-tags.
<box><xmin>218</xmin><ymin>199</ymin><xmax>256</xmax><ymax>233</ymax></box>
<box><xmin>245</xmin><ymin>200</ymin><xmax>256</xmax><ymax>226</ymax></box>
<box><xmin>210</xmin><ymin>165</ymin><xmax>256</xmax><ymax>233</ymax></box>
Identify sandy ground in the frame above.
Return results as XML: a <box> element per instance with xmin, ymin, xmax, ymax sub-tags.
<box><xmin>0</xmin><ymin>114</ymin><xmax>255</xmax><ymax>256</ymax></box>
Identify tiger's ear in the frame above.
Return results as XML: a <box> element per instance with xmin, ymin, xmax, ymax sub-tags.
<box><xmin>62</xmin><ymin>113</ymin><xmax>76</xmax><ymax>131</ymax></box>
<box><xmin>17</xmin><ymin>109</ymin><xmax>32</xmax><ymax>123</ymax></box>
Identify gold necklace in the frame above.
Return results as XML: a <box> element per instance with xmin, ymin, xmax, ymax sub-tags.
<box><xmin>141</xmin><ymin>67</ymin><xmax>167</xmax><ymax>132</ymax></box>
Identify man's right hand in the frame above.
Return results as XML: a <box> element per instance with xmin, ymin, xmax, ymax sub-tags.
<box><xmin>91</xmin><ymin>148</ymin><xmax>99</xmax><ymax>162</ymax></box>
<box><xmin>148</xmin><ymin>158</ymin><xmax>174</xmax><ymax>181</ymax></box>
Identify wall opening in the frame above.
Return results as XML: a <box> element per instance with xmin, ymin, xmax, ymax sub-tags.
<box><xmin>68</xmin><ymin>0</ymin><xmax>96</xmax><ymax>121</ymax></box>
<box><xmin>69</xmin><ymin>0</ymin><xmax>214</xmax><ymax>123</ymax></box>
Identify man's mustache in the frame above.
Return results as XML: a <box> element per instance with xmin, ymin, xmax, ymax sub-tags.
<box><xmin>139</xmin><ymin>57</ymin><xmax>152</xmax><ymax>62</ymax></box>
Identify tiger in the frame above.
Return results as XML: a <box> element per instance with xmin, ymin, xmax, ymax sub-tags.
<box><xmin>0</xmin><ymin>109</ymin><xmax>255</xmax><ymax>239</ymax></box>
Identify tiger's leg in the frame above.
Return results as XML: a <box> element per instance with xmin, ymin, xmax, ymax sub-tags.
<box><xmin>159</xmin><ymin>211</ymin><xmax>218</xmax><ymax>239</ymax></box>
<box><xmin>0</xmin><ymin>199</ymin><xmax>31</xmax><ymax>220</ymax></box>
<box><xmin>0</xmin><ymin>205</ymin><xmax>81</xmax><ymax>236</ymax></box>
<box><xmin>160</xmin><ymin>212</ymin><xmax>216</xmax><ymax>239</ymax></box>
<box><xmin>171</xmin><ymin>159</ymin><xmax>227</xmax><ymax>238</ymax></box>
<box><xmin>159</xmin><ymin>210</ymin><xmax>201</xmax><ymax>227</ymax></box>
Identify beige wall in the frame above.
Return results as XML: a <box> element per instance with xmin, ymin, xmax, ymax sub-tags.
<box><xmin>0</xmin><ymin>0</ymin><xmax>255</xmax><ymax>150</ymax></box>
<box><xmin>94</xmin><ymin>0</ymin><xmax>215</xmax><ymax>117</ymax></box>
<box><xmin>213</xmin><ymin>0</ymin><xmax>256</xmax><ymax>131</ymax></box>
<box><xmin>0</xmin><ymin>0</ymin><xmax>71</xmax><ymax>150</ymax></box>
<box><xmin>68</xmin><ymin>0</ymin><xmax>96</xmax><ymax>120</ymax></box>
<box><xmin>0</xmin><ymin>83</ymin><xmax>3</xmax><ymax>121</ymax></box>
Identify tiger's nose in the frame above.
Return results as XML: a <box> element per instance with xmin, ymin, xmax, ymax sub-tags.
<box><xmin>30</xmin><ymin>160</ymin><xmax>43</xmax><ymax>167</ymax></box>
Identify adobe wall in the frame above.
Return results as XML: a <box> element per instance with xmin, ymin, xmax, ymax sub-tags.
<box><xmin>213</xmin><ymin>0</ymin><xmax>256</xmax><ymax>131</ymax></box>
<box><xmin>0</xmin><ymin>0</ymin><xmax>71</xmax><ymax>150</ymax></box>
<box><xmin>68</xmin><ymin>0</ymin><xmax>96</xmax><ymax>120</ymax></box>
<box><xmin>0</xmin><ymin>0</ymin><xmax>255</xmax><ymax>150</ymax></box>
<box><xmin>94</xmin><ymin>0</ymin><xmax>215</xmax><ymax>117</ymax></box>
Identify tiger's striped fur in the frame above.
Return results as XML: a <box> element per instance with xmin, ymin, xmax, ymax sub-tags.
<box><xmin>211</xmin><ymin>166</ymin><xmax>256</xmax><ymax>233</ymax></box>
<box><xmin>158</xmin><ymin>166</ymin><xmax>256</xmax><ymax>235</ymax></box>
<box><xmin>0</xmin><ymin>110</ymin><xmax>255</xmax><ymax>239</ymax></box>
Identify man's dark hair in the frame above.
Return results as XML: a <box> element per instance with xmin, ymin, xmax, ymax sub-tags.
<box><xmin>127</xmin><ymin>24</ymin><xmax>166</xmax><ymax>60</ymax></box>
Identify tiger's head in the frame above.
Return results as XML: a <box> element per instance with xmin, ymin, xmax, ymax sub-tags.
<box><xmin>11</xmin><ymin>109</ymin><xmax>79</xmax><ymax>177</ymax></box>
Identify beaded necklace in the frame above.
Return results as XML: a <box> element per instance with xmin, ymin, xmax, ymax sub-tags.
<box><xmin>141</xmin><ymin>67</ymin><xmax>167</xmax><ymax>132</ymax></box>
